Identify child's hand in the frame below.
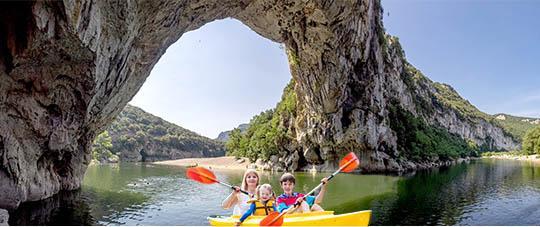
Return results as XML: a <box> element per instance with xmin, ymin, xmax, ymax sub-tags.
<box><xmin>234</xmin><ymin>221</ymin><xmax>242</xmax><ymax>226</ymax></box>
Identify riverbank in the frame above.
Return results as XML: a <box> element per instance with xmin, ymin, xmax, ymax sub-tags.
<box><xmin>154</xmin><ymin>156</ymin><xmax>252</xmax><ymax>170</ymax></box>
<box><xmin>152</xmin><ymin>155</ymin><xmax>478</xmax><ymax>174</ymax></box>
<box><xmin>482</xmin><ymin>151</ymin><xmax>540</xmax><ymax>162</ymax></box>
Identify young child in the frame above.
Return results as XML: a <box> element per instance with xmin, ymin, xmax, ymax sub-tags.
<box><xmin>235</xmin><ymin>184</ymin><xmax>277</xmax><ymax>226</ymax></box>
<box><xmin>276</xmin><ymin>173</ymin><xmax>328</xmax><ymax>214</ymax></box>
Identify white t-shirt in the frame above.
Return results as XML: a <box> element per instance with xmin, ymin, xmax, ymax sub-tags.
<box><xmin>232</xmin><ymin>193</ymin><xmax>253</xmax><ymax>215</ymax></box>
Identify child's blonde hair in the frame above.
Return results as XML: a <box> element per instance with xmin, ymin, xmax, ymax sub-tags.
<box><xmin>256</xmin><ymin>184</ymin><xmax>275</xmax><ymax>200</ymax></box>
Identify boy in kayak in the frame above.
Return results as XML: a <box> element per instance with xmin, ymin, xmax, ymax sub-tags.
<box><xmin>276</xmin><ymin>173</ymin><xmax>328</xmax><ymax>214</ymax></box>
<box><xmin>235</xmin><ymin>184</ymin><xmax>277</xmax><ymax>226</ymax></box>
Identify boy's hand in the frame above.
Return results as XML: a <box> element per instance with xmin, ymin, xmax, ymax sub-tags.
<box><xmin>295</xmin><ymin>196</ymin><xmax>304</xmax><ymax>205</ymax></box>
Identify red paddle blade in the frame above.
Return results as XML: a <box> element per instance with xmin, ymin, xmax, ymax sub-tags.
<box><xmin>185</xmin><ymin>167</ymin><xmax>218</xmax><ymax>184</ymax></box>
<box><xmin>339</xmin><ymin>152</ymin><xmax>360</xmax><ymax>173</ymax></box>
<box><xmin>260</xmin><ymin>211</ymin><xmax>283</xmax><ymax>226</ymax></box>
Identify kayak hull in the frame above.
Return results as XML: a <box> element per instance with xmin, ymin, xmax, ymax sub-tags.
<box><xmin>208</xmin><ymin>210</ymin><xmax>371</xmax><ymax>226</ymax></box>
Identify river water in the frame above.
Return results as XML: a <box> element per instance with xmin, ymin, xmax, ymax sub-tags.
<box><xmin>9</xmin><ymin>159</ymin><xmax>540</xmax><ymax>225</ymax></box>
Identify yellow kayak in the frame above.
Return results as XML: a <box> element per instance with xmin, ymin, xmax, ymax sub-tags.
<box><xmin>208</xmin><ymin>210</ymin><xmax>371</xmax><ymax>226</ymax></box>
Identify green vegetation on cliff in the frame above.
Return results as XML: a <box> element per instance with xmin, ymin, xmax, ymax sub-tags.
<box><xmin>388</xmin><ymin>34</ymin><xmax>535</xmax><ymax>145</ymax></box>
<box><xmin>91</xmin><ymin>131</ymin><xmax>119</xmax><ymax>163</ymax></box>
<box><xmin>401</xmin><ymin>57</ymin><xmax>535</xmax><ymax>142</ymax></box>
<box><xmin>432</xmin><ymin>82</ymin><xmax>538</xmax><ymax>142</ymax></box>
<box><xmin>388</xmin><ymin>104</ymin><xmax>479</xmax><ymax>161</ymax></box>
<box><xmin>432</xmin><ymin>83</ymin><xmax>492</xmax><ymax>122</ymax></box>
<box><xmin>226</xmin><ymin>80</ymin><xmax>296</xmax><ymax>161</ymax></box>
<box><xmin>92</xmin><ymin>105</ymin><xmax>224</xmax><ymax>162</ymax></box>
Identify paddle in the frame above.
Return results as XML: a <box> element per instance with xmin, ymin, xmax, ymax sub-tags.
<box><xmin>260</xmin><ymin>152</ymin><xmax>360</xmax><ymax>226</ymax></box>
<box><xmin>186</xmin><ymin>166</ymin><xmax>249</xmax><ymax>195</ymax></box>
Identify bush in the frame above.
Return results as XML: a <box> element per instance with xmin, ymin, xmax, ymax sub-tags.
<box><xmin>92</xmin><ymin>131</ymin><xmax>116</xmax><ymax>162</ymax></box>
<box><xmin>523</xmin><ymin>126</ymin><xmax>540</xmax><ymax>155</ymax></box>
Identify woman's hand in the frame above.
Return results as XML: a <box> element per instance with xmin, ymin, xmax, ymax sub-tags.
<box><xmin>321</xmin><ymin>177</ymin><xmax>329</xmax><ymax>185</ymax></box>
<box><xmin>232</xmin><ymin>186</ymin><xmax>241</xmax><ymax>194</ymax></box>
<box><xmin>222</xmin><ymin>187</ymin><xmax>240</xmax><ymax>209</ymax></box>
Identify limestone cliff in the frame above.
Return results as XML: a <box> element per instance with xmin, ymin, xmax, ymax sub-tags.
<box><xmin>216</xmin><ymin>123</ymin><xmax>249</xmax><ymax>142</ymax></box>
<box><xmin>251</xmin><ymin>35</ymin><xmax>520</xmax><ymax>172</ymax></box>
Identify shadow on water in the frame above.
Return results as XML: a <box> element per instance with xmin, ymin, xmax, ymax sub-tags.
<box><xmin>8</xmin><ymin>187</ymin><xmax>149</xmax><ymax>225</ymax></box>
<box><xmin>9</xmin><ymin>190</ymin><xmax>95</xmax><ymax>226</ymax></box>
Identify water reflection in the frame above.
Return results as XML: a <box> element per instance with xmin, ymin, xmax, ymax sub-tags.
<box><xmin>368</xmin><ymin>160</ymin><xmax>540</xmax><ymax>225</ymax></box>
<box><xmin>8</xmin><ymin>159</ymin><xmax>540</xmax><ymax>225</ymax></box>
<box><xmin>9</xmin><ymin>190</ymin><xmax>95</xmax><ymax>225</ymax></box>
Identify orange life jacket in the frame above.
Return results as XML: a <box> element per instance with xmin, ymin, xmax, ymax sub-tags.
<box><xmin>248</xmin><ymin>199</ymin><xmax>275</xmax><ymax>215</ymax></box>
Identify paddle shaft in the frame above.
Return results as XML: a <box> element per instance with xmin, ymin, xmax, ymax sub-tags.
<box><xmin>193</xmin><ymin>169</ymin><xmax>250</xmax><ymax>195</ymax></box>
<box><xmin>301</xmin><ymin>157</ymin><xmax>358</xmax><ymax>199</ymax></box>
<box><xmin>270</xmin><ymin>157</ymin><xmax>359</xmax><ymax>224</ymax></box>
<box><xmin>216</xmin><ymin>181</ymin><xmax>250</xmax><ymax>195</ymax></box>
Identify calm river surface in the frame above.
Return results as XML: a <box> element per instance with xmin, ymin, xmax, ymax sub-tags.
<box><xmin>9</xmin><ymin>159</ymin><xmax>540</xmax><ymax>225</ymax></box>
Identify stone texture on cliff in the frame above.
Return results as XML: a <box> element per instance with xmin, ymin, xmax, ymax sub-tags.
<box><xmin>0</xmin><ymin>0</ymin><xmax>518</xmax><ymax>209</ymax></box>
<box><xmin>0</xmin><ymin>209</ymin><xmax>7</xmax><ymax>226</ymax></box>
<box><xmin>216</xmin><ymin>123</ymin><xmax>249</xmax><ymax>142</ymax></box>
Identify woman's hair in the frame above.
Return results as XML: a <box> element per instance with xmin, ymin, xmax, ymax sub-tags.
<box><xmin>256</xmin><ymin>184</ymin><xmax>275</xmax><ymax>200</ymax></box>
<box><xmin>241</xmin><ymin>169</ymin><xmax>260</xmax><ymax>191</ymax></box>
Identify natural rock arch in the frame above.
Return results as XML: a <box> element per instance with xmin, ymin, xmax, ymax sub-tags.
<box><xmin>0</xmin><ymin>0</ymin><xmax>385</xmax><ymax>209</ymax></box>
<box><xmin>0</xmin><ymin>0</ymin><xmax>519</xmax><ymax>210</ymax></box>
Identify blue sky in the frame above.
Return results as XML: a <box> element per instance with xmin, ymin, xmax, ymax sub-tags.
<box><xmin>130</xmin><ymin>0</ymin><xmax>540</xmax><ymax>138</ymax></box>
<box><xmin>129</xmin><ymin>19</ymin><xmax>291</xmax><ymax>138</ymax></box>
<box><xmin>382</xmin><ymin>0</ymin><xmax>540</xmax><ymax>117</ymax></box>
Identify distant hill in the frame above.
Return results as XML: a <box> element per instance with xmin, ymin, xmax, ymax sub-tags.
<box><xmin>493</xmin><ymin>114</ymin><xmax>540</xmax><ymax>140</ymax></box>
<box><xmin>216</xmin><ymin>123</ymin><xmax>249</xmax><ymax>142</ymax></box>
<box><xmin>92</xmin><ymin>104</ymin><xmax>225</xmax><ymax>162</ymax></box>
<box><xmin>430</xmin><ymin>82</ymin><xmax>537</xmax><ymax>142</ymax></box>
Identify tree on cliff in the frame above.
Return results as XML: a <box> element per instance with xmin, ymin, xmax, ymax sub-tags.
<box><xmin>92</xmin><ymin>131</ymin><xmax>118</xmax><ymax>162</ymax></box>
<box><xmin>523</xmin><ymin>126</ymin><xmax>540</xmax><ymax>155</ymax></box>
<box><xmin>225</xmin><ymin>80</ymin><xmax>296</xmax><ymax>161</ymax></box>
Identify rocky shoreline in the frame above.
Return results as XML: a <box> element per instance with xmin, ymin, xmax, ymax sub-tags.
<box><xmin>156</xmin><ymin>155</ymin><xmax>474</xmax><ymax>174</ymax></box>
<box><xmin>252</xmin><ymin>154</ymin><xmax>474</xmax><ymax>173</ymax></box>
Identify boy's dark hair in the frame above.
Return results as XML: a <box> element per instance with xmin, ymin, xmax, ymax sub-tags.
<box><xmin>279</xmin><ymin>173</ymin><xmax>295</xmax><ymax>184</ymax></box>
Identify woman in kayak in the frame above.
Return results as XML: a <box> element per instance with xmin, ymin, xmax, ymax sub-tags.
<box><xmin>235</xmin><ymin>184</ymin><xmax>277</xmax><ymax>226</ymax></box>
<box><xmin>222</xmin><ymin>169</ymin><xmax>259</xmax><ymax>215</ymax></box>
